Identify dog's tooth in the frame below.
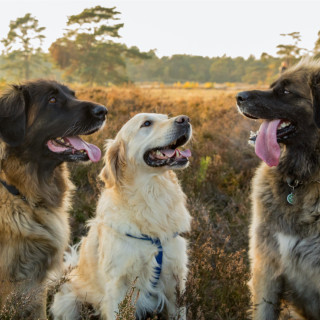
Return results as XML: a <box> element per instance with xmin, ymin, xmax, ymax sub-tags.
<box><xmin>175</xmin><ymin>150</ymin><xmax>180</xmax><ymax>157</ymax></box>
<box><xmin>280</xmin><ymin>121</ymin><xmax>291</xmax><ymax>129</ymax></box>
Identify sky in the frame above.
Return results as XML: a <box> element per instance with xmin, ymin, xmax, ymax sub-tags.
<box><xmin>0</xmin><ymin>0</ymin><xmax>319</xmax><ymax>59</ymax></box>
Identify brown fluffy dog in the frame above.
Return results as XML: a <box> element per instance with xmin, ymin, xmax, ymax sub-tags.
<box><xmin>237</xmin><ymin>59</ymin><xmax>320</xmax><ymax>320</ymax></box>
<box><xmin>0</xmin><ymin>80</ymin><xmax>107</xmax><ymax>319</ymax></box>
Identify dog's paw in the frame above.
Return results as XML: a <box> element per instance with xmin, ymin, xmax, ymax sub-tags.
<box><xmin>275</xmin><ymin>232</ymin><xmax>299</xmax><ymax>258</ymax></box>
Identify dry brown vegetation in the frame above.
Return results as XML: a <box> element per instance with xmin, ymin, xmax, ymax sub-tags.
<box><xmin>63</xmin><ymin>85</ymin><xmax>260</xmax><ymax>319</ymax></box>
<box><xmin>1</xmin><ymin>85</ymin><xmax>261</xmax><ymax>319</ymax></box>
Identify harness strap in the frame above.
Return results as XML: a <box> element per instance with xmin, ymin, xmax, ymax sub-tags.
<box><xmin>126</xmin><ymin>233</ymin><xmax>163</xmax><ymax>288</ymax></box>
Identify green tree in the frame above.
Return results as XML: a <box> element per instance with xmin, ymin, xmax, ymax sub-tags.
<box><xmin>276</xmin><ymin>32</ymin><xmax>307</xmax><ymax>66</ymax></box>
<box><xmin>314</xmin><ymin>31</ymin><xmax>320</xmax><ymax>58</ymax></box>
<box><xmin>1</xmin><ymin>13</ymin><xmax>46</xmax><ymax>80</ymax></box>
<box><xmin>50</xmin><ymin>6</ymin><xmax>149</xmax><ymax>85</ymax></box>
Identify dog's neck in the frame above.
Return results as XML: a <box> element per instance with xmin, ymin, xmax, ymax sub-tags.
<box><xmin>104</xmin><ymin>169</ymin><xmax>191</xmax><ymax>239</ymax></box>
<box><xmin>278</xmin><ymin>142</ymin><xmax>320</xmax><ymax>183</ymax></box>
<box><xmin>0</xmin><ymin>156</ymin><xmax>73</xmax><ymax>208</ymax></box>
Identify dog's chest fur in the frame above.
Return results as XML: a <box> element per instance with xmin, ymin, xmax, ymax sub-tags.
<box><xmin>0</xmin><ymin>166</ymin><xmax>71</xmax><ymax>283</ymax></box>
<box><xmin>251</xmin><ymin>164</ymin><xmax>320</xmax><ymax>316</ymax></box>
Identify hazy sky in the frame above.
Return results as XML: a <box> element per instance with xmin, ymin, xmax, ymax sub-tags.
<box><xmin>0</xmin><ymin>0</ymin><xmax>319</xmax><ymax>58</ymax></box>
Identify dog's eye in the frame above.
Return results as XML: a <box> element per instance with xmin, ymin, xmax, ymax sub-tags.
<box><xmin>141</xmin><ymin>120</ymin><xmax>152</xmax><ymax>128</ymax></box>
<box><xmin>283</xmin><ymin>89</ymin><xmax>290</xmax><ymax>94</ymax></box>
<box><xmin>49</xmin><ymin>97</ymin><xmax>57</xmax><ymax>104</ymax></box>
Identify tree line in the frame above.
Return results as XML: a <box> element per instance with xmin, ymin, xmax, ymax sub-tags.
<box><xmin>1</xmin><ymin>6</ymin><xmax>320</xmax><ymax>86</ymax></box>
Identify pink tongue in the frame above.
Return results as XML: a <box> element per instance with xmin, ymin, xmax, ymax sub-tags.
<box><xmin>255</xmin><ymin>120</ymin><xmax>281</xmax><ymax>167</ymax></box>
<box><xmin>162</xmin><ymin>149</ymin><xmax>192</xmax><ymax>158</ymax></box>
<box><xmin>162</xmin><ymin>149</ymin><xmax>176</xmax><ymax>157</ymax></box>
<box><xmin>180</xmin><ymin>149</ymin><xmax>191</xmax><ymax>157</ymax></box>
<box><xmin>66</xmin><ymin>136</ymin><xmax>101</xmax><ymax>162</ymax></box>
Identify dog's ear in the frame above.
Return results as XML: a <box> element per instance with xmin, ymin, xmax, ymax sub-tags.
<box><xmin>0</xmin><ymin>85</ymin><xmax>27</xmax><ymax>146</ymax></box>
<box><xmin>99</xmin><ymin>139</ymin><xmax>126</xmax><ymax>187</ymax></box>
<box><xmin>310</xmin><ymin>72</ymin><xmax>320</xmax><ymax>128</ymax></box>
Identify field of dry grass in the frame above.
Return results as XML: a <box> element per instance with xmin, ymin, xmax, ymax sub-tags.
<box><xmin>0</xmin><ymin>85</ymin><xmax>261</xmax><ymax>319</ymax></box>
<box><xmin>64</xmin><ymin>85</ymin><xmax>261</xmax><ymax>319</ymax></box>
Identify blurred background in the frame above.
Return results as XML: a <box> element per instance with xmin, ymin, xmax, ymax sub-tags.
<box><xmin>0</xmin><ymin>1</ymin><xmax>319</xmax><ymax>319</ymax></box>
<box><xmin>0</xmin><ymin>0</ymin><xmax>319</xmax><ymax>86</ymax></box>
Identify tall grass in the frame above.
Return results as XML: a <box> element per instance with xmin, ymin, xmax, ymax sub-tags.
<box><xmin>0</xmin><ymin>85</ymin><xmax>259</xmax><ymax>319</ymax></box>
<box><xmin>64</xmin><ymin>85</ymin><xmax>259</xmax><ymax>319</ymax></box>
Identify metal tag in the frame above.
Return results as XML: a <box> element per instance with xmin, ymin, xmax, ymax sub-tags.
<box><xmin>287</xmin><ymin>192</ymin><xmax>294</xmax><ymax>205</ymax></box>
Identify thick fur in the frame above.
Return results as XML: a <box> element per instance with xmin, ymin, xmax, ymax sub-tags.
<box><xmin>52</xmin><ymin>113</ymin><xmax>192</xmax><ymax>320</ymax></box>
<box><xmin>0</xmin><ymin>80</ymin><xmax>106</xmax><ymax>319</ymax></box>
<box><xmin>237</xmin><ymin>59</ymin><xmax>320</xmax><ymax>319</ymax></box>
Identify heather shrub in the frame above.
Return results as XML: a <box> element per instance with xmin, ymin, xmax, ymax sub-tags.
<box><xmin>65</xmin><ymin>86</ymin><xmax>257</xmax><ymax>319</ymax></box>
<box><xmin>0</xmin><ymin>85</ymin><xmax>258</xmax><ymax>319</ymax></box>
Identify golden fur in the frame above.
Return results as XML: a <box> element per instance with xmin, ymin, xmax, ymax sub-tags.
<box><xmin>52</xmin><ymin>113</ymin><xmax>192</xmax><ymax>320</ymax></box>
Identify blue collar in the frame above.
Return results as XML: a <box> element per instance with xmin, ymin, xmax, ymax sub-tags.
<box><xmin>126</xmin><ymin>233</ymin><xmax>163</xmax><ymax>288</ymax></box>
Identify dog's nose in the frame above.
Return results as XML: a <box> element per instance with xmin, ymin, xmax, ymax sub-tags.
<box><xmin>175</xmin><ymin>115</ymin><xmax>190</xmax><ymax>124</ymax></box>
<box><xmin>236</xmin><ymin>91</ymin><xmax>251</xmax><ymax>104</ymax></box>
<box><xmin>91</xmin><ymin>105</ymin><xmax>108</xmax><ymax>120</ymax></box>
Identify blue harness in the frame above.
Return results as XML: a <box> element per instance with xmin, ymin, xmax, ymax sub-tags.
<box><xmin>126</xmin><ymin>233</ymin><xmax>163</xmax><ymax>288</ymax></box>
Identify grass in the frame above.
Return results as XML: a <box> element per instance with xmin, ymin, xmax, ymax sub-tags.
<box><xmin>64</xmin><ymin>85</ymin><xmax>259</xmax><ymax>319</ymax></box>
<box><xmin>0</xmin><ymin>84</ymin><xmax>260</xmax><ymax>319</ymax></box>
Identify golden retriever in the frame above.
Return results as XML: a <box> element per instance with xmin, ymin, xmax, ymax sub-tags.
<box><xmin>51</xmin><ymin>113</ymin><xmax>192</xmax><ymax>320</ymax></box>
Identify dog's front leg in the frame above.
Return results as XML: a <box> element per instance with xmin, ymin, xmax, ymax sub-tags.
<box><xmin>165</xmin><ymin>275</ymin><xmax>187</xmax><ymax>320</ymax></box>
<box><xmin>100</xmin><ymin>279</ymin><xmax>127</xmax><ymax>320</ymax></box>
<box><xmin>250</xmin><ymin>250</ymin><xmax>283</xmax><ymax>320</ymax></box>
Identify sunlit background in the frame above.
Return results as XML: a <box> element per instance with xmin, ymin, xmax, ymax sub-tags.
<box><xmin>1</xmin><ymin>2</ymin><xmax>319</xmax><ymax>319</ymax></box>
<box><xmin>0</xmin><ymin>0</ymin><xmax>320</xmax><ymax>84</ymax></box>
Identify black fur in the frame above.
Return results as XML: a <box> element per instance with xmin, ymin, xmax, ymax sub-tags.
<box><xmin>236</xmin><ymin>71</ymin><xmax>320</xmax><ymax>182</ymax></box>
<box><xmin>0</xmin><ymin>85</ymin><xmax>26</xmax><ymax>146</ymax></box>
<box><xmin>1</xmin><ymin>80</ymin><xmax>107</xmax><ymax>170</ymax></box>
<box><xmin>310</xmin><ymin>72</ymin><xmax>320</xmax><ymax>128</ymax></box>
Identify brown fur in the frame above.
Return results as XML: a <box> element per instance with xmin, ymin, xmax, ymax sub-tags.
<box><xmin>237</xmin><ymin>59</ymin><xmax>320</xmax><ymax>319</ymax></box>
<box><xmin>0</xmin><ymin>155</ymin><xmax>72</xmax><ymax>319</ymax></box>
<box><xmin>0</xmin><ymin>80</ymin><xmax>107</xmax><ymax>319</ymax></box>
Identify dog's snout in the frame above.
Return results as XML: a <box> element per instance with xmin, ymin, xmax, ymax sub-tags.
<box><xmin>236</xmin><ymin>91</ymin><xmax>251</xmax><ymax>104</ymax></box>
<box><xmin>175</xmin><ymin>115</ymin><xmax>190</xmax><ymax>125</ymax></box>
<box><xmin>91</xmin><ymin>104</ymin><xmax>108</xmax><ymax>121</ymax></box>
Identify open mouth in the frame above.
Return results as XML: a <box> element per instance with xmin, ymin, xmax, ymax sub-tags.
<box><xmin>247</xmin><ymin>119</ymin><xmax>296</xmax><ymax>167</ymax></box>
<box><xmin>47</xmin><ymin>136</ymin><xmax>101</xmax><ymax>162</ymax></box>
<box><xmin>144</xmin><ymin>133</ymin><xmax>191</xmax><ymax>167</ymax></box>
<box><xmin>249</xmin><ymin>120</ymin><xmax>296</xmax><ymax>145</ymax></box>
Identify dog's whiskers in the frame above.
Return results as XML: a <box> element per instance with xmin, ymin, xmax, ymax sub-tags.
<box><xmin>61</xmin><ymin>122</ymin><xmax>82</xmax><ymax>137</ymax></box>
